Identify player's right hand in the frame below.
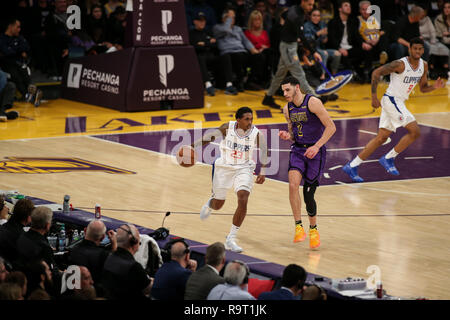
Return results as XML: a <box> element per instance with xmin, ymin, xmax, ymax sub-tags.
<box><xmin>278</xmin><ymin>130</ymin><xmax>291</xmax><ymax>140</ymax></box>
<box><xmin>371</xmin><ymin>96</ymin><xmax>381</xmax><ymax>109</ymax></box>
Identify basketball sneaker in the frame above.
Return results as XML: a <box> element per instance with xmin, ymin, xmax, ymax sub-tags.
<box><xmin>293</xmin><ymin>224</ymin><xmax>306</xmax><ymax>243</ymax></box>
<box><xmin>379</xmin><ymin>155</ymin><xmax>400</xmax><ymax>175</ymax></box>
<box><xmin>200</xmin><ymin>199</ymin><xmax>212</xmax><ymax>220</ymax></box>
<box><xmin>342</xmin><ymin>162</ymin><xmax>364</xmax><ymax>182</ymax></box>
<box><xmin>309</xmin><ymin>227</ymin><xmax>320</xmax><ymax>249</ymax></box>
<box><xmin>225</xmin><ymin>237</ymin><xmax>243</xmax><ymax>253</ymax></box>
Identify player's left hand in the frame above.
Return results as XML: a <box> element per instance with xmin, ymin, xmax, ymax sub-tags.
<box><xmin>433</xmin><ymin>77</ymin><xmax>445</xmax><ymax>89</ymax></box>
<box><xmin>304</xmin><ymin>145</ymin><xmax>319</xmax><ymax>159</ymax></box>
<box><xmin>255</xmin><ymin>174</ymin><xmax>265</xmax><ymax>184</ymax></box>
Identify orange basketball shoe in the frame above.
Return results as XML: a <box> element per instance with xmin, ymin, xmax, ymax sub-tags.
<box><xmin>293</xmin><ymin>224</ymin><xmax>306</xmax><ymax>243</ymax></box>
<box><xmin>309</xmin><ymin>227</ymin><xmax>321</xmax><ymax>249</ymax></box>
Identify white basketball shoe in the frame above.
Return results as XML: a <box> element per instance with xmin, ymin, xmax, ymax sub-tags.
<box><xmin>200</xmin><ymin>198</ymin><xmax>212</xmax><ymax>220</ymax></box>
<box><xmin>225</xmin><ymin>237</ymin><xmax>243</xmax><ymax>253</ymax></box>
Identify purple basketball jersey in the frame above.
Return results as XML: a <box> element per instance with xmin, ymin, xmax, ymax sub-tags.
<box><xmin>288</xmin><ymin>94</ymin><xmax>324</xmax><ymax>145</ymax></box>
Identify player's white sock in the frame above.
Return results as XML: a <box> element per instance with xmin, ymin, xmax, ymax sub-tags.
<box><xmin>205</xmin><ymin>81</ymin><xmax>212</xmax><ymax>88</ymax></box>
<box><xmin>227</xmin><ymin>224</ymin><xmax>240</xmax><ymax>239</ymax></box>
<box><xmin>226</xmin><ymin>82</ymin><xmax>233</xmax><ymax>87</ymax></box>
<box><xmin>385</xmin><ymin>148</ymin><xmax>399</xmax><ymax>159</ymax></box>
<box><xmin>350</xmin><ymin>156</ymin><xmax>363</xmax><ymax>167</ymax></box>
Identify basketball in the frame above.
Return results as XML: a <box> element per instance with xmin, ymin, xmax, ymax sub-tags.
<box><xmin>176</xmin><ymin>145</ymin><xmax>197</xmax><ymax>167</ymax></box>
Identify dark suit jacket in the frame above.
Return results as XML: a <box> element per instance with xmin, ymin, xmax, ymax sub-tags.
<box><xmin>326</xmin><ymin>16</ymin><xmax>363</xmax><ymax>50</ymax></box>
<box><xmin>258</xmin><ymin>288</ymin><xmax>296</xmax><ymax>300</ymax></box>
<box><xmin>184</xmin><ymin>265</ymin><xmax>225</xmax><ymax>300</ymax></box>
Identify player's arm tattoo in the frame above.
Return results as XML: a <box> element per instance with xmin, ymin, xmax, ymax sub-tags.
<box><xmin>371</xmin><ymin>60</ymin><xmax>403</xmax><ymax>95</ymax></box>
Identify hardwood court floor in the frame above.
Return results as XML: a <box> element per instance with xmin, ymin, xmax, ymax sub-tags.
<box><xmin>0</xmin><ymin>82</ymin><xmax>449</xmax><ymax>299</ymax></box>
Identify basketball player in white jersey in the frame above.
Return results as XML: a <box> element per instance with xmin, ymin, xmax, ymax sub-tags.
<box><xmin>191</xmin><ymin>107</ymin><xmax>268</xmax><ymax>252</ymax></box>
<box><xmin>343</xmin><ymin>37</ymin><xmax>445</xmax><ymax>182</ymax></box>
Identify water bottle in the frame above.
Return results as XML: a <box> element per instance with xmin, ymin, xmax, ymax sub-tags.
<box><xmin>58</xmin><ymin>225</ymin><xmax>66</xmax><ymax>252</ymax></box>
<box><xmin>63</xmin><ymin>195</ymin><xmax>70</xmax><ymax>213</ymax></box>
<box><xmin>72</xmin><ymin>230</ymin><xmax>79</xmax><ymax>243</ymax></box>
<box><xmin>80</xmin><ymin>230</ymin><xmax>85</xmax><ymax>239</ymax></box>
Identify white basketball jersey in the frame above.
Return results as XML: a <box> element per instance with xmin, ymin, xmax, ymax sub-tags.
<box><xmin>215</xmin><ymin>121</ymin><xmax>260</xmax><ymax>167</ymax></box>
<box><xmin>385</xmin><ymin>57</ymin><xmax>424</xmax><ymax>101</ymax></box>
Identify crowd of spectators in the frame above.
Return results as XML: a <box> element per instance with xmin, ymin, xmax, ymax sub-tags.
<box><xmin>0</xmin><ymin>0</ymin><xmax>448</xmax><ymax>112</ymax></box>
<box><xmin>0</xmin><ymin>196</ymin><xmax>329</xmax><ymax>300</ymax></box>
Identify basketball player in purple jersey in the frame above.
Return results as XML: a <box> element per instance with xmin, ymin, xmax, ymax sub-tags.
<box><xmin>279</xmin><ymin>76</ymin><xmax>336</xmax><ymax>249</ymax></box>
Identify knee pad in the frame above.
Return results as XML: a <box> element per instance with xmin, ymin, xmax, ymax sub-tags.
<box><xmin>303</xmin><ymin>181</ymin><xmax>318</xmax><ymax>217</ymax></box>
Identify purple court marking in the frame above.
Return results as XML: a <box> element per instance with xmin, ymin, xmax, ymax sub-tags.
<box><xmin>151</xmin><ymin>116</ymin><xmax>167</xmax><ymax>125</ymax></box>
<box><xmin>65</xmin><ymin>116</ymin><xmax>86</xmax><ymax>133</ymax></box>
<box><xmin>94</xmin><ymin>118</ymin><xmax>450</xmax><ymax>185</ymax></box>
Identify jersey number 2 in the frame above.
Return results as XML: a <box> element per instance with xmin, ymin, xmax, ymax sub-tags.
<box><xmin>407</xmin><ymin>84</ymin><xmax>414</xmax><ymax>94</ymax></box>
<box><xmin>231</xmin><ymin>150</ymin><xmax>243</xmax><ymax>159</ymax></box>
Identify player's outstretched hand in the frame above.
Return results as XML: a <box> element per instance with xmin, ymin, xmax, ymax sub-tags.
<box><xmin>304</xmin><ymin>145</ymin><xmax>319</xmax><ymax>159</ymax></box>
<box><xmin>255</xmin><ymin>174</ymin><xmax>265</xmax><ymax>184</ymax></box>
<box><xmin>279</xmin><ymin>130</ymin><xmax>291</xmax><ymax>140</ymax></box>
<box><xmin>433</xmin><ymin>77</ymin><xmax>445</xmax><ymax>89</ymax></box>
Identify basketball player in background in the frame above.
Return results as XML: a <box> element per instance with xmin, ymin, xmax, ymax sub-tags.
<box><xmin>190</xmin><ymin>107</ymin><xmax>268</xmax><ymax>253</ymax></box>
<box><xmin>343</xmin><ymin>37</ymin><xmax>445</xmax><ymax>182</ymax></box>
<box><xmin>279</xmin><ymin>76</ymin><xmax>336</xmax><ymax>249</ymax></box>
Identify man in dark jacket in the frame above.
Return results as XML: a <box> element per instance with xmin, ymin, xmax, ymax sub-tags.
<box><xmin>258</xmin><ymin>264</ymin><xmax>306</xmax><ymax>300</ymax></box>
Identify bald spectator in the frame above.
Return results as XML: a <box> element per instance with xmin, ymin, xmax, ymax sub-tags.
<box><xmin>207</xmin><ymin>260</ymin><xmax>255</xmax><ymax>300</ymax></box>
<box><xmin>68</xmin><ymin>219</ymin><xmax>116</xmax><ymax>286</ymax></box>
<box><xmin>302</xmin><ymin>284</ymin><xmax>327</xmax><ymax>300</ymax></box>
<box><xmin>16</xmin><ymin>207</ymin><xmax>56</xmax><ymax>271</ymax></box>
<box><xmin>152</xmin><ymin>239</ymin><xmax>197</xmax><ymax>300</ymax></box>
<box><xmin>0</xmin><ymin>198</ymin><xmax>34</xmax><ymax>265</ymax></box>
<box><xmin>60</xmin><ymin>266</ymin><xmax>96</xmax><ymax>300</ymax></box>
<box><xmin>184</xmin><ymin>242</ymin><xmax>226</xmax><ymax>300</ymax></box>
<box><xmin>101</xmin><ymin>224</ymin><xmax>152</xmax><ymax>300</ymax></box>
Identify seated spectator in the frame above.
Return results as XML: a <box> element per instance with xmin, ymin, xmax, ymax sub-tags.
<box><xmin>213</xmin><ymin>8</ymin><xmax>259</xmax><ymax>92</ymax></box>
<box><xmin>0</xmin><ymin>282</ymin><xmax>23</xmax><ymax>300</ymax></box>
<box><xmin>0</xmin><ymin>257</ymin><xmax>9</xmax><ymax>283</ymax></box>
<box><xmin>86</xmin><ymin>4</ymin><xmax>109</xmax><ymax>54</ymax></box>
<box><xmin>105</xmin><ymin>6</ymin><xmax>127</xmax><ymax>50</ymax></box>
<box><xmin>207</xmin><ymin>260</ymin><xmax>255</xmax><ymax>300</ymax></box>
<box><xmin>0</xmin><ymin>18</ymin><xmax>33</xmax><ymax>99</ymax></box>
<box><xmin>253</xmin><ymin>0</ymin><xmax>273</xmax><ymax>32</ymax></box>
<box><xmin>302</xmin><ymin>284</ymin><xmax>327</xmax><ymax>300</ymax></box>
<box><xmin>44</xmin><ymin>0</ymin><xmax>72</xmax><ymax>78</ymax></box>
<box><xmin>233</xmin><ymin>0</ymin><xmax>252</xmax><ymax>28</ymax></box>
<box><xmin>433</xmin><ymin>0</ymin><xmax>450</xmax><ymax>79</ymax></box>
<box><xmin>184</xmin><ymin>242</ymin><xmax>226</xmax><ymax>300</ymax></box>
<box><xmin>68</xmin><ymin>219</ymin><xmax>116</xmax><ymax>289</ymax></box>
<box><xmin>189</xmin><ymin>12</ymin><xmax>237</xmax><ymax>96</ymax></box>
<box><xmin>389</xmin><ymin>6</ymin><xmax>430</xmax><ymax>62</ymax></box>
<box><xmin>152</xmin><ymin>239</ymin><xmax>197</xmax><ymax>300</ymax></box>
<box><xmin>27</xmin><ymin>288</ymin><xmax>51</xmax><ymax>300</ymax></box>
<box><xmin>258</xmin><ymin>264</ymin><xmax>306</xmax><ymax>300</ymax></box>
<box><xmin>0</xmin><ymin>195</ymin><xmax>9</xmax><ymax>224</ymax></box>
<box><xmin>185</xmin><ymin>0</ymin><xmax>217</xmax><ymax>31</ymax></box>
<box><xmin>0</xmin><ymin>198</ymin><xmax>34</xmax><ymax>264</ymax></box>
<box><xmin>104</xmin><ymin>0</ymin><xmax>124</xmax><ymax>18</ymax></box>
<box><xmin>101</xmin><ymin>224</ymin><xmax>152</xmax><ymax>300</ymax></box>
<box><xmin>316</xmin><ymin>0</ymin><xmax>334</xmax><ymax>24</ymax></box>
<box><xmin>24</xmin><ymin>259</ymin><xmax>53</xmax><ymax>299</ymax></box>
<box><xmin>357</xmin><ymin>0</ymin><xmax>390</xmax><ymax>70</ymax></box>
<box><xmin>304</xmin><ymin>9</ymin><xmax>341</xmax><ymax>75</ymax></box>
<box><xmin>244</xmin><ymin>10</ymin><xmax>273</xmax><ymax>89</ymax></box>
<box><xmin>265</xmin><ymin>0</ymin><xmax>286</xmax><ymax>31</ymax></box>
<box><xmin>60</xmin><ymin>266</ymin><xmax>96</xmax><ymax>300</ymax></box>
<box><xmin>27</xmin><ymin>0</ymin><xmax>52</xmax><ymax>74</ymax></box>
<box><xmin>16</xmin><ymin>206</ymin><xmax>56</xmax><ymax>271</ymax></box>
<box><xmin>327</xmin><ymin>0</ymin><xmax>367</xmax><ymax>83</ymax></box>
<box><xmin>5</xmin><ymin>271</ymin><xmax>27</xmax><ymax>299</ymax></box>
<box><xmin>0</xmin><ymin>69</ymin><xmax>19</xmax><ymax>122</ymax></box>
<box><xmin>420</xmin><ymin>10</ymin><xmax>450</xmax><ymax>79</ymax></box>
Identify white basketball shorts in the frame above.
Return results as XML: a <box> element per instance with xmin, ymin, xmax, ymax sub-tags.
<box><xmin>379</xmin><ymin>94</ymin><xmax>416</xmax><ymax>132</ymax></box>
<box><xmin>211</xmin><ymin>164</ymin><xmax>255</xmax><ymax>200</ymax></box>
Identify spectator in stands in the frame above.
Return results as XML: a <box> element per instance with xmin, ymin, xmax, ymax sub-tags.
<box><xmin>207</xmin><ymin>260</ymin><xmax>255</xmax><ymax>300</ymax></box>
<box><xmin>189</xmin><ymin>12</ymin><xmax>237</xmax><ymax>96</ymax></box>
<box><xmin>27</xmin><ymin>288</ymin><xmax>51</xmax><ymax>300</ymax></box>
<box><xmin>152</xmin><ymin>239</ymin><xmax>197</xmax><ymax>300</ymax></box>
<box><xmin>434</xmin><ymin>0</ymin><xmax>450</xmax><ymax>80</ymax></box>
<box><xmin>184</xmin><ymin>242</ymin><xmax>226</xmax><ymax>300</ymax></box>
<box><xmin>233</xmin><ymin>0</ymin><xmax>253</xmax><ymax>28</ymax></box>
<box><xmin>258</xmin><ymin>264</ymin><xmax>306</xmax><ymax>300</ymax></box>
<box><xmin>213</xmin><ymin>8</ymin><xmax>259</xmax><ymax>92</ymax></box>
<box><xmin>357</xmin><ymin>0</ymin><xmax>389</xmax><ymax>70</ymax></box>
<box><xmin>304</xmin><ymin>9</ymin><xmax>342</xmax><ymax>75</ymax></box>
<box><xmin>186</xmin><ymin>0</ymin><xmax>217</xmax><ymax>31</ymax></box>
<box><xmin>244</xmin><ymin>10</ymin><xmax>272</xmax><ymax>89</ymax></box>
<box><xmin>262</xmin><ymin>0</ymin><xmax>324</xmax><ymax>110</ymax></box>
<box><xmin>0</xmin><ymin>195</ymin><xmax>8</xmax><ymax>224</ymax></box>
<box><xmin>0</xmin><ymin>18</ymin><xmax>32</xmax><ymax>99</ymax></box>
<box><xmin>302</xmin><ymin>284</ymin><xmax>327</xmax><ymax>300</ymax></box>
<box><xmin>0</xmin><ymin>69</ymin><xmax>19</xmax><ymax>122</ymax></box>
<box><xmin>44</xmin><ymin>0</ymin><xmax>72</xmax><ymax>78</ymax></box>
<box><xmin>266</xmin><ymin>0</ymin><xmax>286</xmax><ymax>30</ymax></box>
<box><xmin>60</xmin><ymin>266</ymin><xmax>96</xmax><ymax>300</ymax></box>
<box><xmin>68</xmin><ymin>219</ymin><xmax>117</xmax><ymax>289</ymax></box>
<box><xmin>101</xmin><ymin>224</ymin><xmax>152</xmax><ymax>300</ymax></box>
<box><xmin>316</xmin><ymin>0</ymin><xmax>334</xmax><ymax>24</ymax></box>
<box><xmin>0</xmin><ymin>198</ymin><xmax>34</xmax><ymax>265</ymax></box>
<box><xmin>327</xmin><ymin>0</ymin><xmax>367</xmax><ymax>83</ymax></box>
<box><xmin>85</xmin><ymin>0</ymin><xmax>103</xmax><ymax>15</ymax></box>
<box><xmin>86</xmin><ymin>4</ymin><xmax>109</xmax><ymax>54</ymax></box>
<box><xmin>420</xmin><ymin>10</ymin><xmax>450</xmax><ymax>79</ymax></box>
<box><xmin>24</xmin><ymin>259</ymin><xmax>53</xmax><ymax>299</ymax></box>
<box><xmin>104</xmin><ymin>0</ymin><xmax>125</xmax><ymax>18</ymax></box>
<box><xmin>105</xmin><ymin>6</ymin><xmax>127</xmax><ymax>50</ymax></box>
<box><xmin>27</xmin><ymin>0</ymin><xmax>52</xmax><ymax>74</ymax></box>
<box><xmin>389</xmin><ymin>6</ymin><xmax>430</xmax><ymax>62</ymax></box>
<box><xmin>253</xmin><ymin>0</ymin><xmax>273</xmax><ymax>32</ymax></box>
<box><xmin>16</xmin><ymin>206</ymin><xmax>56</xmax><ymax>271</ymax></box>
<box><xmin>0</xmin><ymin>282</ymin><xmax>23</xmax><ymax>300</ymax></box>
<box><xmin>5</xmin><ymin>271</ymin><xmax>27</xmax><ymax>299</ymax></box>
<box><xmin>0</xmin><ymin>257</ymin><xmax>9</xmax><ymax>283</ymax></box>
